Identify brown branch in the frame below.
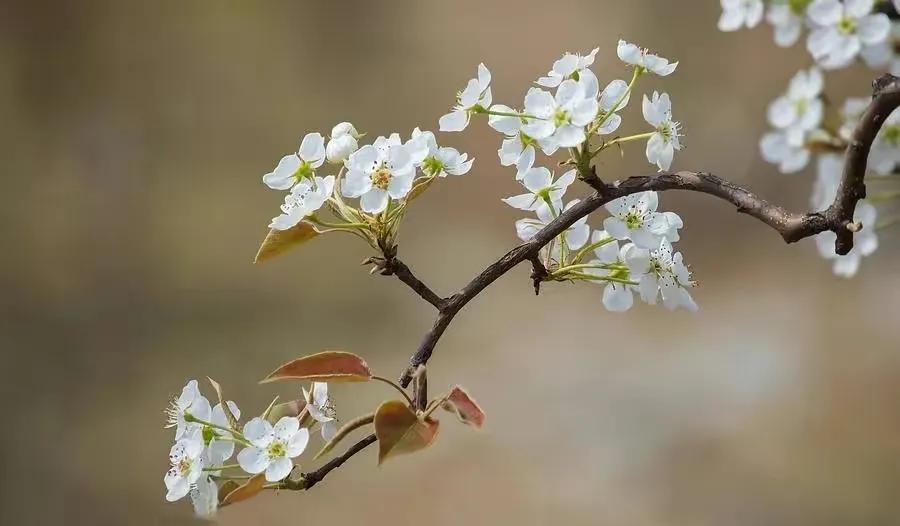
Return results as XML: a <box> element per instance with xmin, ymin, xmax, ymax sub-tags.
<box><xmin>365</xmin><ymin>252</ymin><xmax>446</xmax><ymax>310</ymax></box>
<box><xmin>283</xmin><ymin>433</ymin><xmax>377</xmax><ymax>491</ymax></box>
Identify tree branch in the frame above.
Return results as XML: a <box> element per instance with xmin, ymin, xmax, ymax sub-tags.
<box><xmin>286</xmin><ymin>433</ymin><xmax>377</xmax><ymax>491</ymax></box>
<box><xmin>366</xmin><ymin>253</ymin><xmax>446</xmax><ymax>310</ymax></box>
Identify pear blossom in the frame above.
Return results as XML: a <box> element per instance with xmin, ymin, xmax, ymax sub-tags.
<box><xmin>595</xmin><ymin>79</ymin><xmax>631</xmax><ymax>135</ymax></box>
<box><xmin>166</xmin><ymin>380</ymin><xmax>212</xmax><ymax>440</ymax></box>
<box><xmin>718</xmin><ymin>0</ymin><xmax>765</xmax><ymax>32</ymax></box>
<box><xmin>270</xmin><ymin>176</ymin><xmax>335</xmax><ymax>230</ymax></box>
<box><xmin>522</xmin><ymin>80</ymin><xmax>599</xmax><ymax>148</ymax></box>
<box><xmin>303</xmin><ymin>382</ymin><xmax>338</xmax><ymax>441</ymax></box>
<box><xmin>760</xmin><ymin>130</ymin><xmax>811</xmax><ymax>173</ymax></box>
<box><xmin>206</xmin><ymin>401</ymin><xmax>242</xmax><ymax>464</ymax></box>
<box><xmin>439</xmin><ymin>63</ymin><xmax>492</xmax><ymax>132</ymax></box>
<box><xmin>840</xmin><ymin>99</ymin><xmax>900</xmax><ymax>174</ymax></box>
<box><xmin>164</xmin><ymin>428</ymin><xmax>206</xmax><ymax>502</ymax></box>
<box><xmin>811</xmin><ymin>154</ymin><xmax>843</xmax><ymax>210</ymax></box>
<box><xmin>263</xmin><ymin>133</ymin><xmax>327</xmax><ymax>190</ymax></box>
<box><xmin>583</xmin><ymin>231</ymin><xmax>636</xmax><ymax>312</ymax></box>
<box><xmin>616</xmin><ymin>40</ymin><xmax>679</xmax><ymax>76</ymax></box>
<box><xmin>516</xmin><ymin>200</ymin><xmax>590</xmax><ymax>254</ymax></box>
<box><xmin>410</xmin><ymin>128</ymin><xmax>473</xmax><ymax>177</ymax></box>
<box><xmin>343</xmin><ymin>140</ymin><xmax>415</xmax><ymax>213</ymax></box>
<box><xmin>624</xmin><ymin>239</ymin><xmax>698</xmax><ymax>311</ymax></box>
<box><xmin>767</xmin><ymin>67</ymin><xmax>824</xmax><ymax>145</ymax></box>
<box><xmin>537</xmin><ymin>48</ymin><xmax>600</xmax><ymax>88</ymax></box>
<box><xmin>325</xmin><ymin>122</ymin><xmax>360</xmax><ymax>164</ymax></box>
<box><xmin>488</xmin><ymin>105</ymin><xmax>547</xmax><ymax>166</ymax></box>
<box><xmin>603</xmin><ymin>191</ymin><xmax>682</xmax><ymax>249</ymax></box>
<box><xmin>642</xmin><ymin>92</ymin><xmax>683</xmax><ymax>171</ymax></box>
<box><xmin>839</xmin><ymin>96</ymin><xmax>869</xmax><ymax>141</ymax></box>
<box><xmin>237</xmin><ymin>417</ymin><xmax>310</xmax><ymax>482</ymax></box>
<box><xmin>190</xmin><ymin>476</ymin><xmax>219</xmax><ymax>519</ymax></box>
<box><xmin>502</xmin><ymin>168</ymin><xmax>576</xmax><ymax>213</ymax></box>
<box><xmin>767</xmin><ymin>3</ymin><xmax>807</xmax><ymax>46</ymax></box>
<box><xmin>806</xmin><ymin>0</ymin><xmax>890</xmax><ymax>70</ymax></box>
<box><xmin>815</xmin><ymin>201</ymin><xmax>878</xmax><ymax>277</ymax></box>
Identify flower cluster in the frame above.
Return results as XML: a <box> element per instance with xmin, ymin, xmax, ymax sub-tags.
<box><xmin>719</xmin><ymin>0</ymin><xmax>899</xmax><ymax>277</ymax></box>
<box><xmin>438</xmin><ymin>42</ymin><xmax>697</xmax><ymax>312</ymax></box>
<box><xmin>163</xmin><ymin>379</ymin><xmax>337</xmax><ymax>519</ymax></box>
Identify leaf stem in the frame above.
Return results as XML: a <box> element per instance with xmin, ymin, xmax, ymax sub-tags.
<box><xmin>371</xmin><ymin>375</ymin><xmax>414</xmax><ymax>406</ymax></box>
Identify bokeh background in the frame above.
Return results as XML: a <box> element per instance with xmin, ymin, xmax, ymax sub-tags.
<box><xmin>2</xmin><ymin>1</ymin><xmax>899</xmax><ymax>524</ymax></box>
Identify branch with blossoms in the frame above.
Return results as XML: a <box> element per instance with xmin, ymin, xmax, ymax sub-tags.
<box><xmin>162</xmin><ymin>31</ymin><xmax>899</xmax><ymax>519</ymax></box>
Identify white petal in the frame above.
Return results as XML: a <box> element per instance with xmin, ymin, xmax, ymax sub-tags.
<box><xmin>265</xmin><ymin>456</ymin><xmax>294</xmax><ymax>482</ymax></box>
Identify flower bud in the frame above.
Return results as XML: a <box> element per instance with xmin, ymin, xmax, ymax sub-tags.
<box><xmin>326</xmin><ymin>134</ymin><xmax>358</xmax><ymax>164</ymax></box>
<box><xmin>331</xmin><ymin>122</ymin><xmax>358</xmax><ymax>139</ymax></box>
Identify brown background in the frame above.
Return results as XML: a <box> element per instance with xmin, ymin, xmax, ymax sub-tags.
<box><xmin>2</xmin><ymin>1</ymin><xmax>899</xmax><ymax>524</ymax></box>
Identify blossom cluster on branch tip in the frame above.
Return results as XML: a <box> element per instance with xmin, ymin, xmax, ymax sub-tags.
<box><xmin>719</xmin><ymin>0</ymin><xmax>900</xmax><ymax>277</ymax></box>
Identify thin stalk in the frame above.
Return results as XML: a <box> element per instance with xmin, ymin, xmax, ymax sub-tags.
<box><xmin>371</xmin><ymin>375</ymin><xmax>414</xmax><ymax>406</ymax></box>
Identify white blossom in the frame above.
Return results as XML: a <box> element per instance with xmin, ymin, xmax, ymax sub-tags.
<box><xmin>206</xmin><ymin>401</ymin><xmax>242</xmax><ymax>465</ymax></box>
<box><xmin>410</xmin><ymin>128</ymin><xmax>474</xmax><ymax>177</ymax></box>
<box><xmin>767</xmin><ymin>67</ymin><xmax>824</xmax><ymax>145</ymax></box>
<box><xmin>596</xmin><ymin>79</ymin><xmax>631</xmax><ymax>135</ymax></box>
<box><xmin>190</xmin><ymin>476</ymin><xmax>219</xmax><ymax>519</ymax></box>
<box><xmin>807</xmin><ymin>0</ymin><xmax>890</xmax><ymax>69</ymax></box>
<box><xmin>270</xmin><ymin>176</ymin><xmax>335</xmax><ymax>230</ymax></box>
<box><xmin>166</xmin><ymin>380</ymin><xmax>211</xmax><ymax>440</ymax></box>
<box><xmin>325</xmin><ymin>122</ymin><xmax>360</xmax><ymax>164</ymax></box>
<box><xmin>263</xmin><ymin>133</ymin><xmax>327</xmax><ymax>190</ymax></box>
<box><xmin>760</xmin><ymin>130</ymin><xmax>811</xmax><ymax>173</ymax></box>
<box><xmin>718</xmin><ymin>0</ymin><xmax>765</xmax><ymax>32</ymax></box>
<box><xmin>642</xmin><ymin>91</ymin><xmax>683</xmax><ymax>171</ymax></box>
<box><xmin>624</xmin><ymin>239</ymin><xmax>698</xmax><ymax>311</ymax></box>
<box><xmin>303</xmin><ymin>382</ymin><xmax>338</xmax><ymax>441</ymax></box>
<box><xmin>603</xmin><ymin>191</ymin><xmax>682</xmax><ymax>249</ymax></box>
<box><xmin>439</xmin><ymin>63</ymin><xmax>492</xmax><ymax>132</ymax></box>
<box><xmin>811</xmin><ymin>153</ymin><xmax>843</xmax><ymax>210</ymax></box>
<box><xmin>488</xmin><ymin>105</ymin><xmax>550</xmax><ymax>166</ymax></box>
<box><xmin>617</xmin><ymin>40</ymin><xmax>679</xmax><ymax>76</ymax></box>
<box><xmin>815</xmin><ymin>201</ymin><xmax>878</xmax><ymax>277</ymax></box>
<box><xmin>767</xmin><ymin>3</ymin><xmax>807</xmax><ymax>47</ymax></box>
<box><xmin>522</xmin><ymin>79</ymin><xmax>599</xmax><ymax>149</ymax></box>
<box><xmin>583</xmin><ymin>231</ymin><xmax>636</xmax><ymax>312</ymax></box>
<box><xmin>343</xmin><ymin>140</ymin><xmax>415</xmax><ymax>213</ymax></box>
<box><xmin>502</xmin><ymin>168</ymin><xmax>576</xmax><ymax>214</ymax></box>
<box><xmin>515</xmin><ymin>200</ymin><xmax>590</xmax><ymax>254</ymax></box>
<box><xmin>164</xmin><ymin>428</ymin><xmax>206</xmax><ymax>502</ymax></box>
<box><xmin>537</xmin><ymin>48</ymin><xmax>600</xmax><ymax>88</ymax></box>
<box><xmin>237</xmin><ymin>417</ymin><xmax>310</xmax><ymax>482</ymax></box>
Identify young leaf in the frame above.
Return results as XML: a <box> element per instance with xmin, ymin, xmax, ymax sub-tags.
<box><xmin>442</xmin><ymin>385</ymin><xmax>486</xmax><ymax>429</ymax></box>
<box><xmin>254</xmin><ymin>223</ymin><xmax>319</xmax><ymax>264</ymax></box>
<box><xmin>206</xmin><ymin>377</ymin><xmax>240</xmax><ymax>429</ymax></box>
<box><xmin>220</xmin><ymin>473</ymin><xmax>266</xmax><ymax>507</ymax></box>
<box><xmin>265</xmin><ymin>399</ymin><xmax>306</xmax><ymax>424</ymax></box>
<box><xmin>314</xmin><ymin>412</ymin><xmax>375</xmax><ymax>460</ymax></box>
<box><xmin>374</xmin><ymin>400</ymin><xmax>440</xmax><ymax>465</ymax></box>
<box><xmin>216</xmin><ymin>480</ymin><xmax>240</xmax><ymax>502</ymax></box>
<box><xmin>260</xmin><ymin>351</ymin><xmax>373</xmax><ymax>383</ymax></box>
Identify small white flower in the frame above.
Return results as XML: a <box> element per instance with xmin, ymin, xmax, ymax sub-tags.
<box><xmin>811</xmin><ymin>153</ymin><xmax>843</xmax><ymax>210</ymax></box>
<box><xmin>263</xmin><ymin>133</ymin><xmax>327</xmax><ymax>190</ymax></box>
<box><xmin>515</xmin><ymin>200</ymin><xmax>590</xmax><ymax>254</ymax></box>
<box><xmin>342</xmin><ymin>140</ymin><xmax>416</xmax><ymax>213</ymax></box>
<box><xmin>840</xmin><ymin>99</ymin><xmax>900</xmax><ymax>174</ymax></box>
<box><xmin>325</xmin><ymin>122</ymin><xmax>360</xmax><ymax>164</ymax></box>
<box><xmin>488</xmin><ymin>104</ymin><xmax>557</xmax><ymax>166</ymax></box>
<box><xmin>270</xmin><ymin>176</ymin><xmax>335</xmax><ymax>231</ymax></box>
<box><xmin>806</xmin><ymin>0</ymin><xmax>890</xmax><ymax>70</ymax></box>
<box><xmin>164</xmin><ymin>428</ymin><xmax>206</xmax><ymax>502</ymax></box>
<box><xmin>642</xmin><ymin>92</ymin><xmax>683</xmax><ymax>171</ymax></box>
<box><xmin>522</xmin><ymin>80</ymin><xmax>599</xmax><ymax>149</ymax></box>
<box><xmin>767</xmin><ymin>68</ymin><xmax>824</xmax><ymax>145</ymax></box>
<box><xmin>537</xmin><ymin>47</ymin><xmax>600</xmax><ymax>88</ymax></box>
<box><xmin>860</xmin><ymin>33</ymin><xmax>900</xmax><ymax>75</ymax></box>
<box><xmin>815</xmin><ymin>201</ymin><xmax>878</xmax><ymax>277</ymax></box>
<box><xmin>503</xmin><ymin>168</ymin><xmax>576</xmax><ymax>214</ymax></box>
<box><xmin>190</xmin><ymin>476</ymin><xmax>219</xmax><ymax>519</ymax></box>
<box><xmin>603</xmin><ymin>191</ymin><xmax>682</xmax><ymax>249</ymax></box>
<box><xmin>718</xmin><ymin>0</ymin><xmax>765</xmax><ymax>31</ymax></box>
<box><xmin>410</xmin><ymin>128</ymin><xmax>473</xmax><ymax>177</ymax></box>
<box><xmin>583</xmin><ymin>231</ymin><xmax>636</xmax><ymax>312</ymax></box>
<box><xmin>760</xmin><ymin>130</ymin><xmax>811</xmax><ymax>173</ymax></box>
<box><xmin>237</xmin><ymin>417</ymin><xmax>310</xmax><ymax>482</ymax></box>
<box><xmin>839</xmin><ymin>96</ymin><xmax>870</xmax><ymax>141</ymax></box>
<box><xmin>767</xmin><ymin>3</ymin><xmax>806</xmax><ymax>47</ymax></box>
<box><xmin>595</xmin><ymin>79</ymin><xmax>631</xmax><ymax>135</ymax></box>
<box><xmin>439</xmin><ymin>63</ymin><xmax>492</xmax><ymax>132</ymax></box>
<box><xmin>166</xmin><ymin>380</ymin><xmax>212</xmax><ymax>440</ymax></box>
<box><xmin>616</xmin><ymin>40</ymin><xmax>679</xmax><ymax>76</ymax></box>
<box><xmin>624</xmin><ymin>239</ymin><xmax>698</xmax><ymax>311</ymax></box>
<box><xmin>206</xmin><ymin>401</ymin><xmax>242</xmax><ymax>465</ymax></box>
<box><xmin>303</xmin><ymin>382</ymin><xmax>338</xmax><ymax>441</ymax></box>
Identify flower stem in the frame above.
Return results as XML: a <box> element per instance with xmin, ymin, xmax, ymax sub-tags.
<box><xmin>589</xmin><ymin>67</ymin><xmax>642</xmax><ymax>135</ymax></box>
<box><xmin>571</xmin><ymin>236</ymin><xmax>617</xmax><ymax>264</ymax></box>
<box><xmin>203</xmin><ymin>464</ymin><xmax>240</xmax><ymax>472</ymax></box>
<box><xmin>479</xmin><ymin>108</ymin><xmax>544</xmax><ymax>120</ymax></box>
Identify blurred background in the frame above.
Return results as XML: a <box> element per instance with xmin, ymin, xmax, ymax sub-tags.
<box><xmin>2</xmin><ymin>1</ymin><xmax>899</xmax><ymax>524</ymax></box>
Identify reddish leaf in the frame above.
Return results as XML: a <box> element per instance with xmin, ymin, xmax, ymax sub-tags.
<box><xmin>254</xmin><ymin>223</ymin><xmax>318</xmax><ymax>264</ymax></box>
<box><xmin>374</xmin><ymin>400</ymin><xmax>440</xmax><ymax>465</ymax></box>
<box><xmin>220</xmin><ymin>473</ymin><xmax>266</xmax><ymax>507</ymax></box>
<box><xmin>260</xmin><ymin>351</ymin><xmax>372</xmax><ymax>383</ymax></box>
<box><xmin>443</xmin><ymin>385</ymin><xmax>486</xmax><ymax>429</ymax></box>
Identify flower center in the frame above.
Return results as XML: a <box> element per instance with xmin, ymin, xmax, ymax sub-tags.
<box><xmin>292</xmin><ymin>160</ymin><xmax>314</xmax><ymax>183</ymax></box>
<box><xmin>553</xmin><ymin>108</ymin><xmax>570</xmax><ymax>127</ymax></box>
<box><xmin>837</xmin><ymin>16</ymin><xmax>857</xmax><ymax>35</ymax></box>
<box><xmin>883</xmin><ymin>125</ymin><xmax>900</xmax><ymax>146</ymax></box>
<box><xmin>422</xmin><ymin>156</ymin><xmax>444</xmax><ymax>176</ymax></box>
<box><xmin>267</xmin><ymin>441</ymin><xmax>286</xmax><ymax>459</ymax></box>
<box><xmin>788</xmin><ymin>0</ymin><xmax>811</xmax><ymax>15</ymax></box>
<box><xmin>371</xmin><ymin>167</ymin><xmax>392</xmax><ymax>190</ymax></box>
<box><xmin>624</xmin><ymin>210</ymin><xmax>644</xmax><ymax>229</ymax></box>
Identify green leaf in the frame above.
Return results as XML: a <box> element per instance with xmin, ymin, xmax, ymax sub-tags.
<box><xmin>374</xmin><ymin>400</ymin><xmax>440</xmax><ymax>465</ymax></box>
<box><xmin>254</xmin><ymin>223</ymin><xmax>319</xmax><ymax>264</ymax></box>
<box><xmin>260</xmin><ymin>351</ymin><xmax>373</xmax><ymax>383</ymax></box>
<box><xmin>220</xmin><ymin>473</ymin><xmax>266</xmax><ymax>507</ymax></box>
<box><xmin>313</xmin><ymin>412</ymin><xmax>375</xmax><ymax>460</ymax></box>
<box><xmin>442</xmin><ymin>385</ymin><xmax>485</xmax><ymax>429</ymax></box>
<box><xmin>206</xmin><ymin>377</ymin><xmax>239</xmax><ymax>429</ymax></box>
